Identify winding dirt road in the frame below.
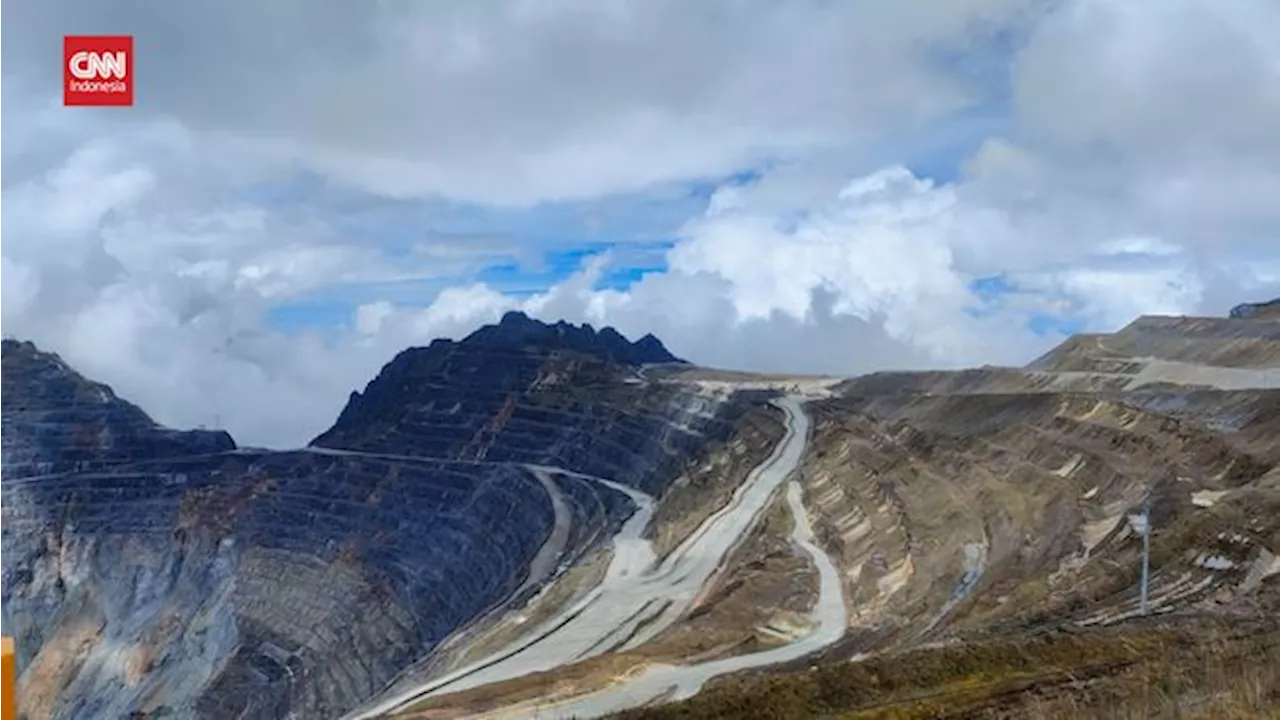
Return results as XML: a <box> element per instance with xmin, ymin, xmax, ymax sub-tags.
<box><xmin>514</xmin><ymin>474</ymin><xmax>848</xmax><ymax>720</ymax></box>
<box><xmin>346</xmin><ymin>396</ymin><xmax>846</xmax><ymax>719</ymax></box>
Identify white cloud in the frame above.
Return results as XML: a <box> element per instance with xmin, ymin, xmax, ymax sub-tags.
<box><xmin>3</xmin><ymin>0</ymin><xmax>1280</xmax><ymax>449</ymax></box>
<box><xmin>2</xmin><ymin>0</ymin><xmax>1044</xmax><ymax>205</ymax></box>
<box><xmin>0</xmin><ymin>258</ymin><xmax>41</xmax><ymax>327</ymax></box>
<box><xmin>1056</xmin><ymin>265</ymin><xmax>1204</xmax><ymax>330</ymax></box>
<box><xmin>1012</xmin><ymin>0</ymin><xmax>1280</xmax><ymax>165</ymax></box>
<box><xmin>355</xmin><ymin>302</ymin><xmax>395</xmax><ymax>336</ymax></box>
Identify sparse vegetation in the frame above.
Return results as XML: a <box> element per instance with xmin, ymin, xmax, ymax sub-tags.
<box><xmin>606</xmin><ymin>619</ymin><xmax>1280</xmax><ymax>719</ymax></box>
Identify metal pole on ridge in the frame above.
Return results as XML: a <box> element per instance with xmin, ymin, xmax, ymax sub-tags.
<box><xmin>1139</xmin><ymin>503</ymin><xmax>1150</xmax><ymax>615</ymax></box>
<box><xmin>1127</xmin><ymin>504</ymin><xmax>1151</xmax><ymax>616</ymax></box>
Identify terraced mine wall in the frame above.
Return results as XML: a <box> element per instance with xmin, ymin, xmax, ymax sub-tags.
<box><xmin>1029</xmin><ymin>314</ymin><xmax>1280</xmax><ymax>369</ymax></box>
<box><xmin>311</xmin><ymin>338</ymin><xmax>743</xmax><ymax>497</ymax></box>
<box><xmin>791</xmin><ymin>381</ymin><xmax>1278</xmax><ymax>664</ymax></box>
<box><xmin>4</xmin><ymin>450</ymin><xmax>597</xmax><ymax>717</ymax></box>
<box><xmin>0</xmin><ymin>322</ymin><xmax>759</xmax><ymax>719</ymax></box>
<box><xmin>1</xmin><ymin>340</ymin><xmax>235</xmax><ymax>477</ymax></box>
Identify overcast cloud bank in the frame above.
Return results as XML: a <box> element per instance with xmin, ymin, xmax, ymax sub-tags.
<box><xmin>3</xmin><ymin>0</ymin><xmax>1279</xmax><ymax>446</ymax></box>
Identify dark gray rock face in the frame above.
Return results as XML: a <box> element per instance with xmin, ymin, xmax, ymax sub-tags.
<box><xmin>2</xmin><ymin>340</ymin><xmax>235</xmax><ymax>477</ymax></box>
<box><xmin>1230</xmin><ymin>297</ymin><xmax>1280</xmax><ymax>319</ymax></box>
<box><xmin>458</xmin><ymin>311</ymin><xmax>685</xmax><ymax>366</ymax></box>
<box><xmin>1</xmin><ymin>317</ymin><xmax>746</xmax><ymax>719</ymax></box>
<box><xmin>313</xmin><ymin>313</ymin><xmax>718</xmax><ymax>497</ymax></box>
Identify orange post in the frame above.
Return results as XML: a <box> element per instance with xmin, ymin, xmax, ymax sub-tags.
<box><xmin>2</xmin><ymin>636</ymin><xmax>15</xmax><ymax>720</ymax></box>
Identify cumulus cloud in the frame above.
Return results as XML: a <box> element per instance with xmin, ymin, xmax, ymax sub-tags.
<box><xmin>3</xmin><ymin>0</ymin><xmax>1280</xmax><ymax>447</ymax></box>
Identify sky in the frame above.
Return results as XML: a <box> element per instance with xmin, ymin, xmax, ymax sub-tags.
<box><xmin>3</xmin><ymin>0</ymin><xmax>1280</xmax><ymax>448</ymax></box>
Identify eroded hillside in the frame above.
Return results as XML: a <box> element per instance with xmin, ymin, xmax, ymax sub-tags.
<box><xmin>600</xmin><ymin>302</ymin><xmax>1280</xmax><ymax>720</ymax></box>
<box><xmin>5</xmin><ymin>302</ymin><xmax>1279</xmax><ymax>720</ymax></box>
<box><xmin>0</xmin><ymin>315</ymin><xmax>783</xmax><ymax>720</ymax></box>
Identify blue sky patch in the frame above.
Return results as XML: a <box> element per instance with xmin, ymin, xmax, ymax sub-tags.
<box><xmin>267</xmin><ymin>300</ymin><xmax>354</xmax><ymax>335</ymax></box>
<box><xmin>969</xmin><ymin>274</ymin><xmax>1017</xmax><ymax>299</ymax></box>
<box><xmin>1029</xmin><ymin>313</ymin><xmax>1086</xmax><ymax>337</ymax></box>
<box><xmin>478</xmin><ymin>245</ymin><xmax>668</xmax><ymax>293</ymax></box>
<box><xmin>964</xmin><ymin>273</ymin><xmax>1086</xmax><ymax>337</ymax></box>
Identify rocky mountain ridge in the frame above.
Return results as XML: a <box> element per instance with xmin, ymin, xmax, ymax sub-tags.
<box><xmin>1</xmin><ymin>339</ymin><xmax>236</xmax><ymax>477</ymax></box>
<box><xmin>0</xmin><ymin>315</ymin><xmax>752</xmax><ymax>720</ymax></box>
<box><xmin>1230</xmin><ymin>296</ymin><xmax>1280</xmax><ymax>320</ymax></box>
<box><xmin>455</xmin><ymin>310</ymin><xmax>684</xmax><ymax>366</ymax></box>
<box><xmin>4</xmin><ymin>304</ymin><xmax>1279</xmax><ymax>720</ymax></box>
<box><xmin>590</xmin><ymin>305</ymin><xmax>1280</xmax><ymax>720</ymax></box>
<box><xmin>310</xmin><ymin>312</ymin><xmax>703</xmax><ymax>496</ymax></box>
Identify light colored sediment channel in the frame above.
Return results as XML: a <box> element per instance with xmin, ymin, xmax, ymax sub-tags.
<box><xmin>491</xmin><ymin>472</ymin><xmax>849</xmax><ymax>719</ymax></box>
<box><xmin>349</xmin><ymin>397</ymin><xmax>836</xmax><ymax>719</ymax></box>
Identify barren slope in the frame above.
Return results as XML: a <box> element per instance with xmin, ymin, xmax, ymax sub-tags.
<box><xmin>0</xmin><ymin>315</ymin><xmax>782</xmax><ymax>720</ymax></box>
<box><xmin>7</xmin><ymin>303</ymin><xmax>1279</xmax><ymax>720</ymax></box>
<box><xmin>594</xmin><ymin>303</ymin><xmax>1280</xmax><ymax>719</ymax></box>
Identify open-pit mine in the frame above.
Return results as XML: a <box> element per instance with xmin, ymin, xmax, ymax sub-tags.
<box><xmin>4</xmin><ymin>303</ymin><xmax>1279</xmax><ymax>719</ymax></box>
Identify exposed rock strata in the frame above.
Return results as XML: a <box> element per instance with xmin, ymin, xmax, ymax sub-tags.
<box><xmin>758</xmin><ymin>308</ymin><xmax>1280</xmax><ymax>673</ymax></box>
<box><xmin>0</xmin><ymin>316</ymin><xmax>754</xmax><ymax>720</ymax></box>
<box><xmin>9</xmin><ymin>302</ymin><xmax>1280</xmax><ymax>720</ymax></box>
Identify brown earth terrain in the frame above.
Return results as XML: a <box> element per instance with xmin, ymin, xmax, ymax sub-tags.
<box><xmin>593</xmin><ymin>308</ymin><xmax>1280</xmax><ymax>718</ymax></box>
<box><xmin>409</xmin><ymin>306</ymin><xmax>1280</xmax><ymax>719</ymax></box>
<box><xmin>647</xmin><ymin>405</ymin><xmax>786</xmax><ymax>560</ymax></box>
<box><xmin>640</xmin><ymin>486</ymin><xmax>820</xmax><ymax>661</ymax></box>
<box><xmin>611</xmin><ymin>618</ymin><xmax>1280</xmax><ymax>719</ymax></box>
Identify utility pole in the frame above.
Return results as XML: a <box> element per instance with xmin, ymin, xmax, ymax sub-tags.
<box><xmin>1139</xmin><ymin>502</ymin><xmax>1150</xmax><ymax>615</ymax></box>
<box><xmin>1127</xmin><ymin>502</ymin><xmax>1151</xmax><ymax>615</ymax></box>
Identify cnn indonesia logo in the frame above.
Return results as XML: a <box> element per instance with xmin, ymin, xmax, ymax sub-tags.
<box><xmin>64</xmin><ymin>35</ymin><xmax>133</xmax><ymax>106</ymax></box>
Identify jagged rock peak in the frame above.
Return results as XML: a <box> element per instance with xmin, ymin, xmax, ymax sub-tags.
<box><xmin>459</xmin><ymin>311</ymin><xmax>686</xmax><ymax>365</ymax></box>
<box><xmin>1229</xmin><ymin>297</ymin><xmax>1280</xmax><ymax>320</ymax></box>
<box><xmin>4</xmin><ymin>338</ymin><xmax>70</xmax><ymax>364</ymax></box>
<box><xmin>1</xmin><ymin>339</ymin><xmax>236</xmax><ymax>468</ymax></box>
<box><xmin>311</xmin><ymin>314</ymin><xmax>685</xmax><ymax>449</ymax></box>
<box><xmin>3</xmin><ymin>338</ymin><xmax>33</xmax><ymax>354</ymax></box>
<box><xmin>2</xmin><ymin>338</ymin><xmax>127</xmax><ymax>411</ymax></box>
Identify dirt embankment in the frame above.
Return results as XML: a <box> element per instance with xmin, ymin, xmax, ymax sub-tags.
<box><xmin>648</xmin><ymin>404</ymin><xmax>787</xmax><ymax>559</ymax></box>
